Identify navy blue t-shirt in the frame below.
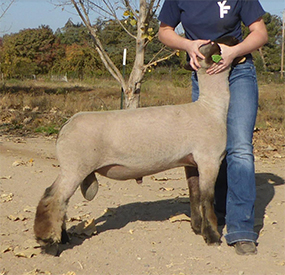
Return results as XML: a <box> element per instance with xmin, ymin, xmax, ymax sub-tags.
<box><xmin>158</xmin><ymin>0</ymin><xmax>266</xmax><ymax>41</ymax></box>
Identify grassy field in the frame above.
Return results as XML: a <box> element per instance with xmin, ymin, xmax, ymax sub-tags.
<box><xmin>0</xmin><ymin>75</ymin><xmax>284</xmax><ymax>136</ymax></box>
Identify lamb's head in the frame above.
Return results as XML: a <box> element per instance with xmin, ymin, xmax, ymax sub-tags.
<box><xmin>198</xmin><ymin>42</ymin><xmax>222</xmax><ymax>69</ymax></box>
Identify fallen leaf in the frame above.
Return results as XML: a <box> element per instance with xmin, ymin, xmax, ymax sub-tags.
<box><xmin>22</xmin><ymin>239</ymin><xmax>41</xmax><ymax>249</ymax></box>
<box><xmin>7</xmin><ymin>214</ymin><xmax>27</xmax><ymax>221</ymax></box>
<box><xmin>28</xmin><ymin>159</ymin><xmax>34</xmax><ymax>166</ymax></box>
<box><xmin>169</xmin><ymin>213</ymin><xmax>191</xmax><ymax>223</ymax></box>
<box><xmin>0</xmin><ymin>193</ymin><xmax>14</xmax><ymax>203</ymax></box>
<box><xmin>0</xmin><ymin>269</ymin><xmax>8</xmax><ymax>275</ymax></box>
<box><xmin>13</xmin><ymin>246</ymin><xmax>39</xmax><ymax>258</ymax></box>
<box><xmin>159</xmin><ymin>187</ymin><xmax>174</xmax><ymax>191</ymax></box>
<box><xmin>68</xmin><ymin>213</ymin><xmax>90</xmax><ymax>222</ymax></box>
<box><xmin>24</xmin><ymin>206</ymin><xmax>36</xmax><ymax>213</ymax></box>
<box><xmin>275</xmin><ymin>261</ymin><xmax>285</xmax><ymax>266</ymax></box>
<box><xmin>73</xmin><ymin>202</ymin><xmax>87</xmax><ymax>209</ymax></box>
<box><xmin>151</xmin><ymin>176</ymin><xmax>169</xmax><ymax>181</ymax></box>
<box><xmin>0</xmin><ymin>175</ymin><xmax>12</xmax><ymax>179</ymax></box>
<box><xmin>12</xmin><ymin>159</ymin><xmax>34</xmax><ymax>167</ymax></box>
<box><xmin>23</xmin><ymin>269</ymin><xmax>51</xmax><ymax>275</ymax></box>
<box><xmin>102</xmin><ymin>208</ymin><xmax>116</xmax><ymax>217</ymax></box>
<box><xmin>12</xmin><ymin>160</ymin><xmax>25</xmax><ymax>167</ymax></box>
<box><xmin>0</xmin><ymin>244</ymin><xmax>13</xmax><ymax>253</ymax></box>
<box><xmin>71</xmin><ymin>219</ymin><xmax>97</xmax><ymax>237</ymax></box>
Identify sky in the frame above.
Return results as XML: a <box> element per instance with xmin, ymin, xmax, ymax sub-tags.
<box><xmin>0</xmin><ymin>0</ymin><xmax>285</xmax><ymax>35</ymax></box>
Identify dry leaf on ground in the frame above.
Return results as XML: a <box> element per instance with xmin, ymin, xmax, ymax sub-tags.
<box><xmin>23</xmin><ymin>269</ymin><xmax>51</xmax><ymax>275</ymax></box>
<box><xmin>0</xmin><ymin>193</ymin><xmax>14</xmax><ymax>203</ymax></box>
<box><xmin>69</xmin><ymin>219</ymin><xmax>97</xmax><ymax>237</ymax></box>
<box><xmin>169</xmin><ymin>213</ymin><xmax>191</xmax><ymax>223</ymax></box>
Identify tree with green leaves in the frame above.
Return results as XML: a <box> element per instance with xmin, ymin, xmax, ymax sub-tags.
<box><xmin>262</xmin><ymin>13</ymin><xmax>283</xmax><ymax>72</ymax></box>
<box><xmin>52</xmin><ymin>42</ymin><xmax>102</xmax><ymax>79</ymax></box>
<box><xmin>55</xmin><ymin>19</ymin><xmax>91</xmax><ymax>45</ymax></box>
<box><xmin>0</xmin><ymin>26</ymin><xmax>57</xmax><ymax>78</ymax></box>
<box><xmin>52</xmin><ymin>19</ymin><xmax>102</xmax><ymax>78</ymax></box>
<box><xmin>242</xmin><ymin>13</ymin><xmax>283</xmax><ymax>72</ymax></box>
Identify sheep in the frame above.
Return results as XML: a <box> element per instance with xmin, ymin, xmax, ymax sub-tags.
<box><xmin>34</xmin><ymin>41</ymin><xmax>231</xmax><ymax>248</ymax></box>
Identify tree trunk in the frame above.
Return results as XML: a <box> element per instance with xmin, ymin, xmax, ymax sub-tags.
<box><xmin>123</xmin><ymin>0</ymin><xmax>147</xmax><ymax>109</ymax></box>
<box><xmin>69</xmin><ymin>0</ymin><xmax>173</xmax><ymax>109</ymax></box>
<box><xmin>258</xmin><ymin>47</ymin><xmax>267</xmax><ymax>71</ymax></box>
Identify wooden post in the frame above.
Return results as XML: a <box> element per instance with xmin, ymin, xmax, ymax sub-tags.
<box><xmin>121</xmin><ymin>48</ymin><xmax>127</xmax><ymax>109</ymax></box>
<box><xmin>281</xmin><ymin>10</ymin><xmax>285</xmax><ymax>80</ymax></box>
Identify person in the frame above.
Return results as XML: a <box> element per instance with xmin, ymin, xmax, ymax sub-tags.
<box><xmin>158</xmin><ymin>0</ymin><xmax>268</xmax><ymax>255</ymax></box>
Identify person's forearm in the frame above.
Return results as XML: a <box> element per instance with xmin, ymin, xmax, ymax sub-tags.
<box><xmin>231</xmin><ymin>19</ymin><xmax>268</xmax><ymax>58</ymax></box>
<box><xmin>158</xmin><ymin>26</ymin><xmax>191</xmax><ymax>51</ymax></box>
<box><xmin>158</xmin><ymin>23</ymin><xmax>210</xmax><ymax>70</ymax></box>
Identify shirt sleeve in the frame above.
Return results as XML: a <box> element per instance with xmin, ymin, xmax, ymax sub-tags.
<box><xmin>158</xmin><ymin>0</ymin><xmax>181</xmax><ymax>28</ymax></box>
<box><xmin>240</xmin><ymin>0</ymin><xmax>266</xmax><ymax>26</ymax></box>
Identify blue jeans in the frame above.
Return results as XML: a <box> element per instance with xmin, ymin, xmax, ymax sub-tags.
<box><xmin>191</xmin><ymin>60</ymin><xmax>259</xmax><ymax>244</ymax></box>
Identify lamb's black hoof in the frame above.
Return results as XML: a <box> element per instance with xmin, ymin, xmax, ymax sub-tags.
<box><xmin>61</xmin><ymin>229</ymin><xmax>70</xmax><ymax>244</ymax></box>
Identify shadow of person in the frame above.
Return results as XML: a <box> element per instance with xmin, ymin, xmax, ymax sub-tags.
<box><xmin>254</xmin><ymin>173</ymin><xmax>284</xmax><ymax>234</ymax></box>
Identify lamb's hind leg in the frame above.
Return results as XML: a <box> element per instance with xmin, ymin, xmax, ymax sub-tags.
<box><xmin>185</xmin><ymin>166</ymin><xmax>202</xmax><ymax>235</ymax></box>
<box><xmin>198</xmin><ymin>163</ymin><xmax>221</xmax><ymax>245</ymax></box>
<box><xmin>34</xmin><ymin>173</ymin><xmax>83</xmax><ymax>245</ymax></box>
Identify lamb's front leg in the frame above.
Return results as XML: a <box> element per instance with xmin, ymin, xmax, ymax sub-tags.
<box><xmin>185</xmin><ymin>166</ymin><xmax>202</xmax><ymax>235</ymax></box>
<box><xmin>198</xmin><ymin>164</ymin><xmax>221</xmax><ymax>245</ymax></box>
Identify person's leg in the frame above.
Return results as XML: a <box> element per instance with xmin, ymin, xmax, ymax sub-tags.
<box><xmin>192</xmin><ymin>62</ymin><xmax>259</xmax><ymax>254</ymax></box>
<box><xmin>191</xmin><ymin>72</ymin><xmax>199</xmax><ymax>102</ymax></box>
<box><xmin>224</xmin><ymin>61</ymin><xmax>259</xmax><ymax>252</ymax></box>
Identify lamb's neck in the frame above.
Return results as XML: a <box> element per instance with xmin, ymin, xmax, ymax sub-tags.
<box><xmin>196</xmin><ymin>68</ymin><xmax>230</xmax><ymax>117</ymax></box>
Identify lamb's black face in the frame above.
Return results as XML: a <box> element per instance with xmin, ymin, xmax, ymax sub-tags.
<box><xmin>198</xmin><ymin>42</ymin><xmax>221</xmax><ymax>68</ymax></box>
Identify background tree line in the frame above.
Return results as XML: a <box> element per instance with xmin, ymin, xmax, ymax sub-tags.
<box><xmin>0</xmin><ymin>12</ymin><xmax>283</xmax><ymax>80</ymax></box>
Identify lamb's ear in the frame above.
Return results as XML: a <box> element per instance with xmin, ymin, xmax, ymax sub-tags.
<box><xmin>214</xmin><ymin>36</ymin><xmax>246</xmax><ymax>65</ymax></box>
<box><xmin>184</xmin><ymin>63</ymin><xmax>194</xmax><ymax>71</ymax></box>
<box><xmin>232</xmin><ymin>56</ymin><xmax>246</xmax><ymax>66</ymax></box>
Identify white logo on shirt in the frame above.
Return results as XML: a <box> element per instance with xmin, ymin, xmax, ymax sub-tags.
<box><xmin>217</xmin><ymin>1</ymin><xmax>231</xmax><ymax>18</ymax></box>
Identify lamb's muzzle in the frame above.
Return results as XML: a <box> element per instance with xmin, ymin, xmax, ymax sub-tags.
<box><xmin>34</xmin><ymin>41</ymin><xmax>231</xmax><ymax>248</ymax></box>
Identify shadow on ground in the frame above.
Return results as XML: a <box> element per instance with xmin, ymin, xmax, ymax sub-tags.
<box><xmin>254</xmin><ymin>172</ymin><xmax>284</xmax><ymax>234</ymax></box>
<box><xmin>46</xmin><ymin>172</ymin><xmax>284</xmax><ymax>256</ymax></box>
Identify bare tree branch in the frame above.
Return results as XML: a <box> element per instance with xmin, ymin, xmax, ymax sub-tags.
<box><xmin>123</xmin><ymin>0</ymin><xmax>139</xmax><ymax>20</ymax></box>
<box><xmin>0</xmin><ymin>0</ymin><xmax>15</xmax><ymax>20</ymax></box>
<box><xmin>145</xmin><ymin>49</ymin><xmax>179</xmax><ymax>70</ymax></box>
<box><xmin>71</xmin><ymin>0</ymin><xmax>126</xmax><ymax>86</ymax></box>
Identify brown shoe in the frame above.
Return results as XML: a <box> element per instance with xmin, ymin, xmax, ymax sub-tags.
<box><xmin>234</xmin><ymin>241</ymin><xmax>257</xmax><ymax>255</ymax></box>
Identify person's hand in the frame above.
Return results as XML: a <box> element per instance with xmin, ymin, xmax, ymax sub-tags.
<box><xmin>186</xmin><ymin>39</ymin><xmax>211</xmax><ymax>71</ymax></box>
<box><xmin>207</xmin><ymin>43</ymin><xmax>236</xmax><ymax>74</ymax></box>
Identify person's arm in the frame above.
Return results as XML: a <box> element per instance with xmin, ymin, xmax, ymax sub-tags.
<box><xmin>158</xmin><ymin>22</ymin><xmax>210</xmax><ymax>71</ymax></box>
<box><xmin>207</xmin><ymin>17</ymin><xmax>268</xmax><ymax>74</ymax></box>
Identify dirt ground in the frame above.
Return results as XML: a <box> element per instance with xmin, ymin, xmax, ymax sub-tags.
<box><xmin>0</xmin><ymin>134</ymin><xmax>284</xmax><ymax>275</ymax></box>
